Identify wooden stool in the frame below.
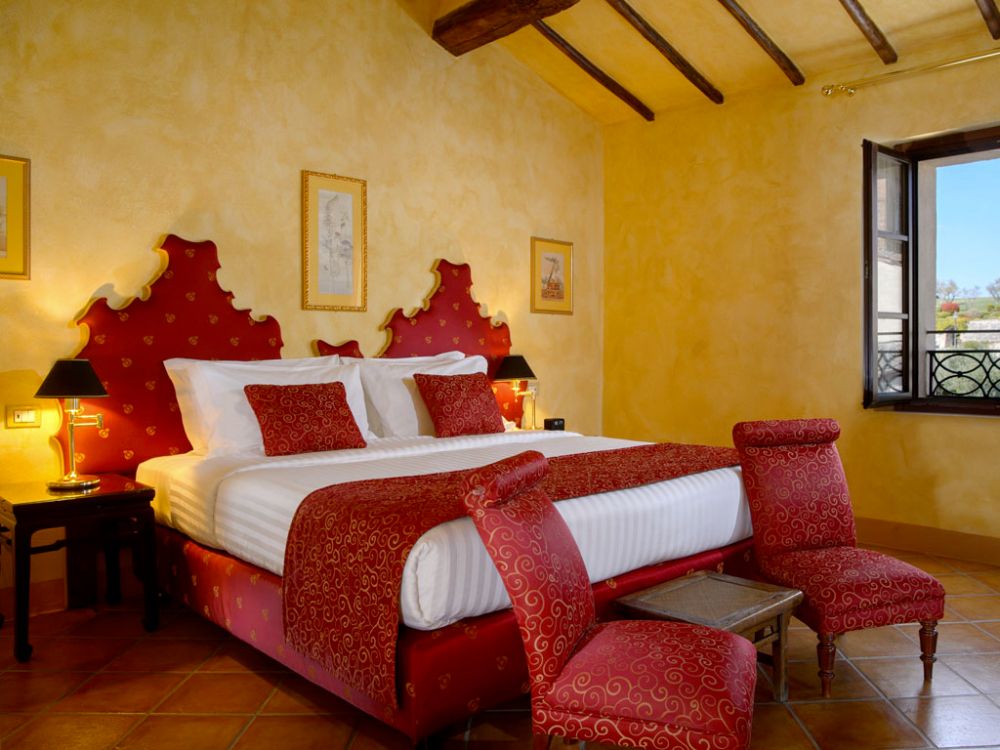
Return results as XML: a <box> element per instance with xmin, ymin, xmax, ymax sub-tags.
<box><xmin>617</xmin><ymin>571</ymin><xmax>803</xmax><ymax>702</ymax></box>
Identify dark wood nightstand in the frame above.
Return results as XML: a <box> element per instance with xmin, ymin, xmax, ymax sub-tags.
<box><xmin>0</xmin><ymin>475</ymin><xmax>159</xmax><ymax>662</ymax></box>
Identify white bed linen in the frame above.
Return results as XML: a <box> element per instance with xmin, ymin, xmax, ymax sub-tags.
<box><xmin>138</xmin><ymin>431</ymin><xmax>751</xmax><ymax>630</ymax></box>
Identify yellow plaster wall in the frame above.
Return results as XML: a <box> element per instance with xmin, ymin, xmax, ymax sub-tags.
<box><xmin>603</xmin><ymin>54</ymin><xmax>1000</xmax><ymax>539</ymax></box>
<box><xmin>0</xmin><ymin>0</ymin><xmax>603</xmax><ymax>586</ymax></box>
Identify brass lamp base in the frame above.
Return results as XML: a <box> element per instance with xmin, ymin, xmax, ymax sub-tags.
<box><xmin>47</xmin><ymin>474</ymin><xmax>101</xmax><ymax>492</ymax></box>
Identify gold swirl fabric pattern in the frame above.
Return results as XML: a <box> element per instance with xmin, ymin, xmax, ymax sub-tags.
<box><xmin>282</xmin><ymin>441</ymin><xmax>740</xmax><ymax>712</ymax></box>
<box><xmin>463</xmin><ymin>452</ymin><xmax>757</xmax><ymax>750</ymax></box>
<box><xmin>414</xmin><ymin>372</ymin><xmax>505</xmax><ymax>437</ymax></box>
<box><xmin>732</xmin><ymin>418</ymin><xmax>945</xmax><ymax>698</ymax></box>
<box><xmin>243</xmin><ymin>382</ymin><xmax>367</xmax><ymax>456</ymax></box>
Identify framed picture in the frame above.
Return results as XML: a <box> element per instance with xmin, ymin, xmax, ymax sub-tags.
<box><xmin>0</xmin><ymin>155</ymin><xmax>30</xmax><ymax>281</ymax></box>
<box><xmin>530</xmin><ymin>237</ymin><xmax>573</xmax><ymax>314</ymax></box>
<box><xmin>302</xmin><ymin>170</ymin><xmax>367</xmax><ymax>311</ymax></box>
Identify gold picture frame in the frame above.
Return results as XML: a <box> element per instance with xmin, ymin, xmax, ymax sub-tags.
<box><xmin>0</xmin><ymin>155</ymin><xmax>30</xmax><ymax>281</ymax></box>
<box><xmin>530</xmin><ymin>237</ymin><xmax>573</xmax><ymax>314</ymax></box>
<box><xmin>302</xmin><ymin>170</ymin><xmax>367</xmax><ymax>311</ymax></box>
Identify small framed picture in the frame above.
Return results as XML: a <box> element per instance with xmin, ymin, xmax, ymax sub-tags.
<box><xmin>0</xmin><ymin>155</ymin><xmax>30</xmax><ymax>281</ymax></box>
<box><xmin>302</xmin><ymin>170</ymin><xmax>367</xmax><ymax>311</ymax></box>
<box><xmin>530</xmin><ymin>237</ymin><xmax>572</xmax><ymax>315</ymax></box>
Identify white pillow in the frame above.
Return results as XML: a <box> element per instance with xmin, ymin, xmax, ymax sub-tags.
<box><xmin>341</xmin><ymin>351</ymin><xmax>466</xmax><ymax>366</ymax></box>
<box><xmin>165</xmin><ymin>355</ymin><xmax>343</xmax><ymax>452</ymax></box>
<box><xmin>360</xmin><ymin>355</ymin><xmax>488</xmax><ymax>438</ymax></box>
<box><xmin>163</xmin><ymin>356</ymin><xmax>369</xmax><ymax>454</ymax></box>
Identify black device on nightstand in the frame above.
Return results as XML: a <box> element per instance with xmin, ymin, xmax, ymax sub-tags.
<box><xmin>543</xmin><ymin>418</ymin><xmax>565</xmax><ymax>431</ymax></box>
<box><xmin>0</xmin><ymin>474</ymin><xmax>159</xmax><ymax>662</ymax></box>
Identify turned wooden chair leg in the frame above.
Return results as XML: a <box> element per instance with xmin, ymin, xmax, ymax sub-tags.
<box><xmin>532</xmin><ymin>733</ymin><xmax>552</xmax><ymax>750</ymax></box>
<box><xmin>817</xmin><ymin>632</ymin><xmax>837</xmax><ymax>698</ymax></box>
<box><xmin>919</xmin><ymin>619</ymin><xmax>939</xmax><ymax>681</ymax></box>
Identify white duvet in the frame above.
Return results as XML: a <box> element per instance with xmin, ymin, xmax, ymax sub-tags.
<box><xmin>137</xmin><ymin>431</ymin><xmax>752</xmax><ymax>630</ymax></box>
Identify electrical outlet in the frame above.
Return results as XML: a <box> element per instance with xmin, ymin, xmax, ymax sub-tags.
<box><xmin>5</xmin><ymin>405</ymin><xmax>42</xmax><ymax>429</ymax></box>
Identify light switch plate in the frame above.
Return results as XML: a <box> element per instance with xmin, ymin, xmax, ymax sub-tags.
<box><xmin>5</xmin><ymin>405</ymin><xmax>42</xmax><ymax>428</ymax></box>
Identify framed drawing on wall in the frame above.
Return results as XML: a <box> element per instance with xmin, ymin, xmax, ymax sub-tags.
<box><xmin>530</xmin><ymin>237</ymin><xmax>572</xmax><ymax>314</ymax></box>
<box><xmin>302</xmin><ymin>170</ymin><xmax>367</xmax><ymax>311</ymax></box>
<box><xmin>0</xmin><ymin>155</ymin><xmax>30</xmax><ymax>281</ymax></box>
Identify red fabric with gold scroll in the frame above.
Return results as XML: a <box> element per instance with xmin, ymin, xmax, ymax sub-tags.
<box><xmin>732</xmin><ymin>418</ymin><xmax>945</xmax><ymax>635</ymax></box>
<box><xmin>244</xmin><ymin>381</ymin><xmax>366</xmax><ymax>456</ymax></box>
<box><xmin>414</xmin><ymin>372</ymin><xmax>505</xmax><ymax>437</ymax></box>
<box><xmin>462</xmin><ymin>452</ymin><xmax>756</xmax><ymax>749</ymax></box>
<box><xmin>283</xmin><ymin>442</ymin><xmax>739</xmax><ymax>711</ymax></box>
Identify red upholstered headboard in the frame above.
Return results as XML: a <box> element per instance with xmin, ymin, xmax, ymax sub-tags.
<box><xmin>63</xmin><ymin>235</ymin><xmax>283</xmax><ymax>476</ymax></box>
<box><xmin>316</xmin><ymin>259</ymin><xmax>524</xmax><ymax>423</ymax></box>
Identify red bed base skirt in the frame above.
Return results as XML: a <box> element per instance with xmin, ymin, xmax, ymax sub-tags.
<box><xmin>157</xmin><ymin>526</ymin><xmax>755</xmax><ymax>741</ymax></box>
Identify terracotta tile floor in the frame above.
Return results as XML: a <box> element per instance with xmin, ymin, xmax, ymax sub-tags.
<box><xmin>1</xmin><ymin>548</ymin><xmax>999</xmax><ymax>749</ymax></box>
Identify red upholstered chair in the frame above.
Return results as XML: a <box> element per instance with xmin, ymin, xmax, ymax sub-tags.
<box><xmin>732</xmin><ymin>418</ymin><xmax>945</xmax><ymax>698</ymax></box>
<box><xmin>462</xmin><ymin>451</ymin><xmax>757</xmax><ymax>750</ymax></box>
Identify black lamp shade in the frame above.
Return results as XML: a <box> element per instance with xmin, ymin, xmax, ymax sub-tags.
<box><xmin>494</xmin><ymin>355</ymin><xmax>536</xmax><ymax>381</ymax></box>
<box><xmin>35</xmin><ymin>359</ymin><xmax>108</xmax><ymax>399</ymax></box>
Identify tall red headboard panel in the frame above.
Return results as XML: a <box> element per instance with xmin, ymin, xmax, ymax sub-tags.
<box><xmin>65</xmin><ymin>235</ymin><xmax>283</xmax><ymax>475</ymax></box>
<box><xmin>316</xmin><ymin>259</ymin><xmax>524</xmax><ymax>422</ymax></box>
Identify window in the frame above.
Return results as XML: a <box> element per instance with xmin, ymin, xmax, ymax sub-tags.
<box><xmin>863</xmin><ymin>125</ymin><xmax>1000</xmax><ymax>415</ymax></box>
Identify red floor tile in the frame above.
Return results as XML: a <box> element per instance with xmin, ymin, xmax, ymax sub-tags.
<box><xmin>261</xmin><ymin>674</ymin><xmax>362</xmax><ymax>716</ymax></box>
<box><xmin>0</xmin><ymin>712</ymin><xmax>139</xmax><ymax>749</ymax></box>
<box><xmin>792</xmin><ymin>700</ymin><xmax>927</xmax><ymax>750</ymax></box>
<box><xmin>51</xmin><ymin>671</ymin><xmax>186</xmax><ymax>713</ymax></box>
<box><xmin>855</xmin><ymin>657</ymin><xmax>977</xmax><ymax>698</ymax></box>
<box><xmin>748</xmin><ymin>704</ymin><xmax>813</xmax><ymax>750</ymax></box>
<box><xmin>154</xmin><ymin>672</ymin><xmax>278</xmax><ymax>714</ymax></box>
<box><xmin>233</xmin><ymin>715</ymin><xmax>354</xmax><ymax>749</ymax></box>
<box><xmin>11</xmin><ymin>637</ymin><xmax>136</xmax><ymax>672</ymax></box>
<box><xmin>894</xmin><ymin>694</ymin><xmax>1000</xmax><ymax>748</ymax></box>
<box><xmin>115</xmin><ymin>715</ymin><xmax>249</xmax><ymax>749</ymax></box>
<box><xmin>197</xmin><ymin>639</ymin><xmax>290</xmax><ymax>673</ymax></box>
<box><xmin>103</xmin><ymin>638</ymin><xmax>220</xmax><ymax>672</ymax></box>
<box><xmin>0</xmin><ymin>672</ymin><xmax>91</xmax><ymax>712</ymax></box>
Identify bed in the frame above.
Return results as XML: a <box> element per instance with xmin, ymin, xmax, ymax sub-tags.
<box><xmin>60</xmin><ymin>235</ymin><xmax>755</xmax><ymax>741</ymax></box>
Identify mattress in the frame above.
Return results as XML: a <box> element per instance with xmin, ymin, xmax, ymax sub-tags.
<box><xmin>138</xmin><ymin>430</ymin><xmax>752</xmax><ymax>630</ymax></box>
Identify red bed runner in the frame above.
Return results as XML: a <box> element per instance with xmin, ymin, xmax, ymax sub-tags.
<box><xmin>283</xmin><ymin>442</ymin><xmax>737</xmax><ymax>711</ymax></box>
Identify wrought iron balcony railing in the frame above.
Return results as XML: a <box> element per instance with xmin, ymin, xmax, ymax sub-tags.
<box><xmin>927</xmin><ymin>329</ymin><xmax>1000</xmax><ymax>399</ymax></box>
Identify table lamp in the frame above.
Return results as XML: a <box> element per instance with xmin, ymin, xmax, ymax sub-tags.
<box><xmin>494</xmin><ymin>355</ymin><xmax>538</xmax><ymax>429</ymax></box>
<box><xmin>34</xmin><ymin>358</ymin><xmax>108</xmax><ymax>491</ymax></box>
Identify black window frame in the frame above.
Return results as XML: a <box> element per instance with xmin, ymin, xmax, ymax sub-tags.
<box><xmin>862</xmin><ymin>124</ymin><xmax>1000</xmax><ymax>416</ymax></box>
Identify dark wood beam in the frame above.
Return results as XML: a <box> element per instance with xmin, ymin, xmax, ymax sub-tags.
<box><xmin>974</xmin><ymin>0</ymin><xmax>1000</xmax><ymax>39</ymax></box>
<box><xmin>715</xmin><ymin>0</ymin><xmax>805</xmax><ymax>85</ymax></box>
<box><xmin>605</xmin><ymin>0</ymin><xmax>723</xmax><ymax>104</ymax></box>
<box><xmin>838</xmin><ymin>0</ymin><xmax>897</xmax><ymax>64</ymax></box>
<box><xmin>532</xmin><ymin>20</ymin><xmax>655</xmax><ymax>121</ymax></box>
<box><xmin>432</xmin><ymin>0</ymin><xmax>580</xmax><ymax>56</ymax></box>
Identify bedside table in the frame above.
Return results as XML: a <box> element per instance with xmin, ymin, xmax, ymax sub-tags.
<box><xmin>0</xmin><ymin>475</ymin><xmax>159</xmax><ymax>662</ymax></box>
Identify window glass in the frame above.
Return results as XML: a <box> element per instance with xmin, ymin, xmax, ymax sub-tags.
<box><xmin>876</xmin><ymin>238</ymin><xmax>904</xmax><ymax>314</ymax></box>
<box><xmin>876</xmin><ymin>155</ymin><xmax>906</xmax><ymax>234</ymax></box>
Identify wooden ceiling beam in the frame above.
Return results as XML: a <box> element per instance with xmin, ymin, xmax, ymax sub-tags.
<box><xmin>432</xmin><ymin>0</ymin><xmax>581</xmax><ymax>56</ymax></box>
<box><xmin>532</xmin><ymin>20</ymin><xmax>655</xmax><ymax>121</ymax></box>
<box><xmin>838</xmin><ymin>0</ymin><xmax>898</xmax><ymax>64</ymax></box>
<box><xmin>605</xmin><ymin>0</ymin><xmax>724</xmax><ymax>104</ymax></box>
<box><xmin>974</xmin><ymin>0</ymin><xmax>1000</xmax><ymax>39</ymax></box>
<box><xmin>715</xmin><ymin>0</ymin><xmax>805</xmax><ymax>85</ymax></box>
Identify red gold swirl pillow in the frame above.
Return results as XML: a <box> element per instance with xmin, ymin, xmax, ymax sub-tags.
<box><xmin>413</xmin><ymin>372</ymin><xmax>504</xmax><ymax>438</ymax></box>
<box><xmin>243</xmin><ymin>382</ymin><xmax>367</xmax><ymax>456</ymax></box>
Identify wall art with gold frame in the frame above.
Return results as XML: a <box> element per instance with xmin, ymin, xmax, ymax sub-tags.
<box><xmin>301</xmin><ymin>170</ymin><xmax>366</xmax><ymax>311</ymax></box>
<box><xmin>0</xmin><ymin>155</ymin><xmax>30</xmax><ymax>280</ymax></box>
<box><xmin>530</xmin><ymin>236</ymin><xmax>572</xmax><ymax>314</ymax></box>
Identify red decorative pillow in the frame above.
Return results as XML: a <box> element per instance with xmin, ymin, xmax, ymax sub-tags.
<box><xmin>413</xmin><ymin>372</ymin><xmax>504</xmax><ymax>438</ymax></box>
<box><xmin>243</xmin><ymin>382</ymin><xmax>366</xmax><ymax>456</ymax></box>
